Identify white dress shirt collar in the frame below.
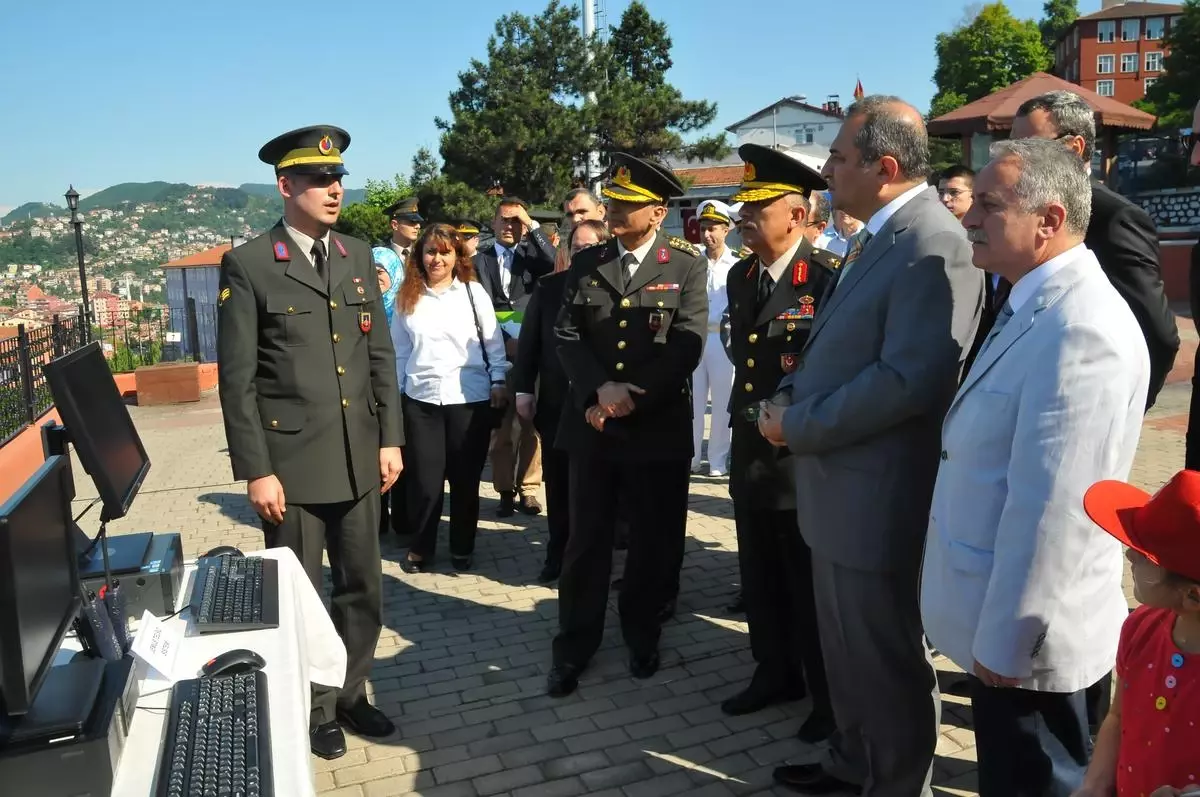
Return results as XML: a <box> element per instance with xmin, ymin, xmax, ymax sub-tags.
<box><xmin>864</xmin><ymin>182</ymin><xmax>929</xmax><ymax>237</ymax></box>
<box><xmin>759</xmin><ymin>236</ymin><xmax>805</xmax><ymax>285</ymax></box>
<box><xmin>1006</xmin><ymin>243</ymin><xmax>1086</xmax><ymax>314</ymax></box>
<box><xmin>282</xmin><ymin>220</ymin><xmax>332</xmax><ymax>267</ymax></box>
<box><xmin>616</xmin><ymin>233</ymin><xmax>659</xmax><ymax>275</ymax></box>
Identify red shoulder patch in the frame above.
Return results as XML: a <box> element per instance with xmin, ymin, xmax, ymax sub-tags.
<box><xmin>657</xmin><ymin>247</ymin><xmax>669</xmax><ymax>264</ymax></box>
<box><xmin>333</xmin><ymin>238</ymin><xmax>348</xmax><ymax>257</ymax></box>
<box><xmin>792</xmin><ymin>260</ymin><xmax>808</xmax><ymax>286</ymax></box>
<box><xmin>273</xmin><ymin>241</ymin><xmax>290</xmax><ymax>261</ymax></box>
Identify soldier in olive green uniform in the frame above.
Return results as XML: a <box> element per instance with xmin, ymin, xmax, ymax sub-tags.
<box><xmin>719</xmin><ymin>144</ymin><xmax>839</xmax><ymax>742</ymax></box>
<box><xmin>216</xmin><ymin>125</ymin><xmax>404</xmax><ymax>761</ymax></box>
<box><xmin>547</xmin><ymin>153</ymin><xmax>708</xmax><ymax>697</ymax></box>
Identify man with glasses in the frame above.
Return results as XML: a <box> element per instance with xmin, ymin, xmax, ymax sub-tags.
<box><xmin>936</xmin><ymin>165</ymin><xmax>974</xmax><ymax>221</ymax></box>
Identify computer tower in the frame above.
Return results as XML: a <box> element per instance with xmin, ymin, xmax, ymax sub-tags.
<box><xmin>80</xmin><ymin>533</ymin><xmax>184</xmax><ymax>621</ymax></box>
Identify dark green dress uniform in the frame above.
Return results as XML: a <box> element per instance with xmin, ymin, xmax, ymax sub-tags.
<box><xmin>721</xmin><ymin>144</ymin><xmax>837</xmax><ymax>733</ymax></box>
<box><xmin>551</xmin><ymin>154</ymin><xmax>708</xmax><ymax>674</ymax></box>
<box><xmin>216</xmin><ymin>125</ymin><xmax>403</xmax><ymax>730</ymax></box>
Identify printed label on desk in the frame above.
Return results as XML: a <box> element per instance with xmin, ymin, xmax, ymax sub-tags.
<box><xmin>130</xmin><ymin>609</ymin><xmax>182</xmax><ymax>681</ymax></box>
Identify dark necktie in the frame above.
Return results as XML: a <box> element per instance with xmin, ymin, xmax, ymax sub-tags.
<box><xmin>312</xmin><ymin>239</ymin><xmax>329</xmax><ymax>291</ymax></box>
<box><xmin>757</xmin><ymin>269</ymin><xmax>774</xmax><ymax>310</ymax></box>
<box><xmin>401</xmin><ymin>247</ymin><xmax>409</xmax><ymax>264</ymax></box>
<box><xmin>992</xmin><ymin>276</ymin><xmax>1012</xmax><ymax>313</ymax></box>
<box><xmin>621</xmin><ymin>252</ymin><xmax>637</xmax><ymax>292</ymax></box>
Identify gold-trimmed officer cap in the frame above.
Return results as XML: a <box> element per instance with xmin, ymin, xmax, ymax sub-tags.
<box><xmin>384</xmin><ymin>196</ymin><xmax>423</xmax><ymax>223</ymax></box>
<box><xmin>454</xmin><ymin>219</ymin><xmax>481</xmax><ymax>236</ymax></box>
<box><xmin>731</xmin><ymin>144</ymin><xmax>827</xmax><ymax>203</ymax></box>
<box><xmin>697</xmin><ymin>199</ymin><xmax>734</xmax><ymax>225</ymax></box>
<box><xmin>602</xmin><ymin>152</ymin><xmax>685</xmax><ymax>204</ymax></box>
<box><xmin>258</xmin><ymin>125</ymin><xmax>350</xmax><ymax>176</ymax></box>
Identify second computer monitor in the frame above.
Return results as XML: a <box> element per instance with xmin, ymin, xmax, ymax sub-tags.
<box><xmin>44</xmin><ymin>340</ymin><xmax>150</xmax><ymax>523</ymax></box>
<box><xmin>0</xmin><ymin>455</ymin><xmax>82</xmax><ymax>716</ymax></box>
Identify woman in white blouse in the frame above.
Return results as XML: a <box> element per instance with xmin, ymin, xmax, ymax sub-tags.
<box><xmin>390</xmin><ymin>223</ymin><xmax>509</xmax><ymax>573</ymax></box>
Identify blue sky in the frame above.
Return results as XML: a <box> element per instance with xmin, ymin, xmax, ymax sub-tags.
<box><xmin>1</xmin><ymin>0</ymin><xmax>1050</xmax><ymax>211</ymax></box>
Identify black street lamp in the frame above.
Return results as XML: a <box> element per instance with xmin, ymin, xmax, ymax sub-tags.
<box><xmin>65</xmin><ymin>185</ymin><xmax>91</xmax><ymax>342</ymax></box>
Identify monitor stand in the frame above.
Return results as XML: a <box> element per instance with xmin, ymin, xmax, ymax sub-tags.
<box><xmin>39</xmin><ymin>421</ymin><xmax>152</xmax><ymax>573</ymax></box>
<box><xmin>0</xmin><ymin>658</ymin><xmax>106</xmax><ymax>746</ymax></box>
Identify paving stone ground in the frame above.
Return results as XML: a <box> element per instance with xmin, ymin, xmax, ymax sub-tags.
<box><xmin>73</xmin><ymin>316</ymin><xmax>1196</xmax><ymax>797</ymax></box>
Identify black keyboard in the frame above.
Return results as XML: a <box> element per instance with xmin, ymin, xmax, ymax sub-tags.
<box><xmin>189</xmin><ymin>556</ymin><xmax>279</xmax><ymax>634</ymax></box>
<box><xmin>154</xmin><ymin>672</ymin><xmax>273</xmax><ymax>797</ymax></box>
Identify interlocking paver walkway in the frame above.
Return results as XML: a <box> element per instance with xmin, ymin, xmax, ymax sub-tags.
<box><xmin>72</xmin><ymin>315</ymin><xmax>1195</xmax><ymax>796</ymax></box>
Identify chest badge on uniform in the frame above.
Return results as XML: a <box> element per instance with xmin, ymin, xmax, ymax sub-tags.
<box><xmin>352</xmin><ymin>276</ymin><xmax>362</xmax><ymax>284</ymax></box>
<box><xmin>792</xmin><ymin>259</ymin><xmax>808</xmax><ymax>285</ymax></box>
<box><xmin>799</xmin><ymin>295</ymin><xmax>815</xmax><ymax>319</ymax></box>
<box><xmin>334</xmin><ymin>238</ymin><xmax>348</xmax><ymax>257</ymax></box>
<box><xmin>649</xmin><ymin>309</ymin><xmax>666</xmax><ymax>331</ymax></box>
<box><xmin>357</xmin><ymin>286</ymin><xmax>366</xmax><ymax>295</ymax></box>
<box><xmin>781</xmin><ymin>353</ymin><xmax>799</xmax><ymax>374</ymax></box>
<box><xmin>359</xmin><ymin>311</ymin><xmax>372</xmax><ymax>334</ymax></box>
<box><xmin>273</xmin><ymin>241</ymin><xmax>290</xmax><ymax>261</ymax></box>
<box><xmin>657</xmin><ymin>248</ymin><xmax>669</xmax><ymax>264</ymax></box>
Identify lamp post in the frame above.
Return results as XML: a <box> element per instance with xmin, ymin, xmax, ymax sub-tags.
<box><xmin>65</xmin><ymin>185</ymin><xmax>91</xmax><ymax>342</ymax></box>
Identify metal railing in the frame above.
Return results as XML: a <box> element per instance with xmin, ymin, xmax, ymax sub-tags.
<box><xmin>0</xmin><ymin>314</ymin><xmax>87</xmax><ymax>446</ymax></box>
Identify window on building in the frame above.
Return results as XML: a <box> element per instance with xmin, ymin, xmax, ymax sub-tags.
<box><xmin>1097</xmin><ymin>54</ymin><xmax>1115</xmax><ymax>74</ymax></box>
<box><xmin>1146</xmin><ymin>17</ymin><xmax>1164</xmax><ymax>39</ymax></box>
<box><xmin>1145</xmin><ymin>77</ymin><xmax>1158</xmax><ymax>92</ymax></box>
<box><xmin>1122</xmin><ymin>18</ymin><xmax>1140</xmax><ymax>40</ymax></box>
<box><xmin>1074</xmin><ymin>27</ymin><xmax>1079</xmax><ymax>48</ymax></box>
<box><xmin>1098</xmin><ymin>20</ymin><xmax>1115</xmax><ymax>42</ymax></box>
<box><xmin>1121</xmin><ymin>53</ymin><xmax>1138</xmax><ymax>72</ymax></box>
<box><xmin>1096</xmin><ymin>79</ymin><xmax>1115</xmax><ymax>97</ymax></box>
<box><xmin>805</xmin><ymin>130</ymin><xmax>815</xmax><ymax>144</ymax></box>
<box><xmin>1145</xmin><ymin>51</ymin><xmax>1163</xmax><ymax>71</ymax></box>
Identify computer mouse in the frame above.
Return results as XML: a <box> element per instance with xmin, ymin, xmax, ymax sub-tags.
<box><xmin>203</xmin><ymin>545</ymin><xmax>244</xmax><ymax>558</ymax></box>
<box><xmin>201</xmin><ymin>649</ymin><xmax>266</xmax><ymax>678</ymax></box>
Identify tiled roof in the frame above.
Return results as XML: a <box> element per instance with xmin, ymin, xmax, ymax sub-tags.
<box><xmin>163</xmin><ymin>243</ymin><xmax>232</xmax><ymax>269</ymax></box>
<box><xmin>1078</xmin><ymin>2</ymin><xmax>1182</xmax><ymax>21</ymax></box>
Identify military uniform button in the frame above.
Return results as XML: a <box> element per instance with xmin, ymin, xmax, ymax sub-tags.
<box><xmin>619</xmin><ymin>320</ymin><xmax>628</xmax><ymax>328</ymax></box>
<box><xmin>270</xmin><ymin>420</ymin><xmax>278</xmax><ymax>428</ymax></box>
<box><xmin>617</xmin><ymin>341</ymin><xmax>627</xmax><ymax>350</ymax></box>
<box><xmin>786</xmin><ymin>322</ymin><xmax>796</xmax><ymax>332</ymax></box>
<box><xmin>748</xmin><ymin>333</ymin><xmax>758</xmax><ymax>343</ymax></box>
<box><xmin>620</xmin><ymin>298</ymin><xmax>631</xmax><ymax>308</ymax></box>
<box><xmin>287</xmin><ymin>306</ymin><xmax>295</xmax><ymax>314</ymax></box>
<box><xmin>330</xmin><ymin>300</ymin><xmax>338</xmax><ymax>309</ymax></box>
<box><xmin>341</xmin><ymin>399</ymin><xmax>350</xmax><ymax>408</ymax></box>
<box><xmin>746</xmin><ymin>358</ymin><xmax>755</xmax><ymax>368</ymax></box>
<box><xmin>616</xmin><ymin>362</ymin><xmax>625</xmax><ymax>371</ymax></box>
<box><xmin>337</xmin><ymin>366</ymin><xmax>346</xmax><ymax>376</ymax></box>
<box><xmin>332</xmin><ymin>333</ymin><xmax>341</xmax><ymax>343</ymax></box>
<box><xmin>744</xmin><ymin>383</ymin><xmax>753</xmax><ymax>392</ymax></box>
<box><xmin>657</xmin><ymin>301</ymin><xmax>664</xmax><ymax>308</ymax></box>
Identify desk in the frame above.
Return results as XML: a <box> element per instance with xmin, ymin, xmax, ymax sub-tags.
<box><xmin>111</xmin><ymin>547</ymin><xmax>346</xmax><ymax>797</ymax></box>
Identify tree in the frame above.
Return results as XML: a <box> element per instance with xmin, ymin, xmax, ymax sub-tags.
<box><xmin>1135</xmin><ymin>0</ymin><xmax>1200</xmax><ymax>129</ymax></box>
<box><xmin>592</xmin><ymin>2</ymin><xmax>728</xmax><ymax>162</ymax></box>
<box><xmin>333</xmin><ymin>203</ymin><xmax>391</xmax><ymax>243</ymax></box>
<box><xmin>1039</xmin><ymin>0</ymin><xmax>1078</xmax><ymax>50</ymax></box>
<box><xmin>931</xmin><ymin>2</ymin><xmax>1051</xmax><ymax>118</ymax></box>
<box><xmin>410</xmin><ymin>148</ymin><xmax>440</xmax><ymax>189</ymax></box>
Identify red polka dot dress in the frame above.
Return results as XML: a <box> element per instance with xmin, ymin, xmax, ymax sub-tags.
<box><xmin>1116</xmin><ymin>606</ymin><xmax>1200</xmax><ymax>795</ymax></box>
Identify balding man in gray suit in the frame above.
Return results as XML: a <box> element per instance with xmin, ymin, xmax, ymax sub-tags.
<box><xmin>760</xmin><ymin>96</ymin><xmax>983</xmax><ymax>796</ymax></box>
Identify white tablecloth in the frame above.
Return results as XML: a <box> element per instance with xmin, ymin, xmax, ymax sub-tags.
<box><xmin>109</xmin><ymin>546</ymin><xmax>347</xmax><ymax>797</ymax></box>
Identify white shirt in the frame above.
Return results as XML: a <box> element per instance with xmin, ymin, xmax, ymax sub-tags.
<box><xmin>814</xmin><ymin>228</ymin><xmax>850</xmax><ymax>257</ymax></box>
<box><xmin>616</xmin><ymin>234</ymin><xmax>659</xmax><ymax>281</ymax></box>
<box><xmin>1005</xmin><ymin>245</ymin><xmax>1082</xmax><ymax>314</ymax></box>
<box><xmin>390</xmin><ymin>278</ymin><xmax>510</xmax><ymax>405</ymax></box>
<box><xmin>701</xmin><ymin>245</ymin><xmax>740</xmax><ymax>327</ymax></box>
<box><xmin>864</xmin><ymin>181</ymin><xmax>930</xmax><ymax>238</ymax></box>
<box><xmin>494</xmin><ymin>243</ymin><xmax>514</xmax><ymax>299</ymax></box>
<box><xmin>282</xmin><ymin>220</ymin><xmax>331</xmax><ymax>267</ymax></box>
<box><xmin>757</xmin><ymin>236</ymin><xmax>805</xmax><ymax>287</ymax></box>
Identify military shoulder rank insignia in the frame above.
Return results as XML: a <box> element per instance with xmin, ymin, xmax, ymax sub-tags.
<box><xmin>737</xmin><ymin>245</ymin><xmax>753</xmax><ymax>258</ymax></box>
<box><xmin>657</xmin><ymin>247</ymin><xmax>670</xmax><ymax>264</ymax></box>
<box><xmin>334</xmin><ymin>238</ymin><xmax>348</xmax><ymax>257</ymax></box>
<box><xmin>667</xmin><ymin>236</ymin><xmax>700</xmax><ymax>257</ymax></box>
<box><xmin>791</xmin><ymin>259</ymin><xmax>809</xmax><ymax>286</ymax></box>
<box><xmin>273</xmin><ymin>241</ymin><xmax>290</xmax><ymax>261</ymax></box>
<box><xmin>218</xmin><ymin>287</ymin><xmax>231</xmax><ymax>306</ymax></box>
<box><xmin>812</xmin><ymin>248</ymin><xmax>842</xmax><ymax>271</ymax></box>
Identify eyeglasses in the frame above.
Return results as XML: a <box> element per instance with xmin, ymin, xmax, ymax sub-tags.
<box><xmin>940</xmin><ymin>189</ymin><xmax>969</xmax><ymax>199</ymax></box>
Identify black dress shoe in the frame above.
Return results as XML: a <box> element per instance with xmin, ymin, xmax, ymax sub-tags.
<box><xmin>721</xmin><ymin>676</ymin><xmax>805</xmax><ymax>716</ymax></box>
<box><xmin>629</xmin><ymin>651</ymin><xmax>660</xmax><ymax>679</ymax></box>
<box><xmin>547</xmin><ymin>663</ymin><xmax>582</xmax><ymax>697</ymax></box>
<box><xmin>773</xmin><ymin>764</ymin><xmax>861</xmax><ymax>795</ymax></box>
<box><xmin>518</xmin><ymin>494</ymin><xmax>543</xmax><ymax>515</ymax></box>
<box><xmin>497</xmin><ymin>491</ymin><xmax>516</xmax><ymax>518</ymax></box>
<box><xmin>336</xmin><ymin>698</ymin><xmax>395</xmax><ymax>738</ymax></box>
<box><xmin>796</xmin><ymin>712</ymin><xmax>836</xmax><ymax>744</ymax></box>
<box><xmin>538</xmin><ymin>560</ymin><xmax>561</xmax><ymax>583</ymax></box>
<box><xmin>727</xmin><ymin>592</ymin><xmax>745</xmax><ymax>613</ymax></box>
<box><xmin>451</xmin><ymin>556</ymin><xmax>472</xmax><ymax>572</ymax></box>
<box><xmin>400</xmin><ymin>557</ymin><xmax>429</xmax><ymax>574</ymax></box>
<box><xmin>310</xmin><ymin>721</ymin><xmax>347</xmax><ymax>760</ymax></box>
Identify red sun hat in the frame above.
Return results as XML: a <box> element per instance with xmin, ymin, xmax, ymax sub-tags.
<box><xmin>1084</xmin><ymin>470</ymin><xmax>1200</xmax><ymax>583</ymax></box>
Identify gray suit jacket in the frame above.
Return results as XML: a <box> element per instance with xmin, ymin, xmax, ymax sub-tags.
<box><xmin>780</xmin><ymin>186</ymin><xmax>982</xmax><ymax>573</ymax></box>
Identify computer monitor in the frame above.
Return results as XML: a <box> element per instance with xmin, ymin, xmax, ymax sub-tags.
<box><xmin>0</xmin><ymin>455</ymin><xmax>83</xmax><ymax>716</ymax></box>
<box><xmin>44</xmin><ymin>340</ymin><xmax>150</xmax><ymax>523</ymax></box>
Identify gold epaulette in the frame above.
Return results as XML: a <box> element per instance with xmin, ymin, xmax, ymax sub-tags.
<box><xmin>811</xmin><ymin>247</ymin><xmax>842</xmax><ymax>271</ymax></box>
<box><xmin>736</xmin><ymin>245</ymin><xmax>753</xmax><ymax>258</ymax></box>
<box><xmin>668</xmin><ymin>235</ymin><xmax>701</xmax><ymax>257</ymax></box>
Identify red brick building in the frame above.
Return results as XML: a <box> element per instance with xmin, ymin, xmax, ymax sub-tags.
<box><xmin>1053</xmin><ymin>1</ymin><xmax>1184</xmax><ymax>106</ymax></box>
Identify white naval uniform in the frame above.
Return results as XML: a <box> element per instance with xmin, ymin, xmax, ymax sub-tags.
<box><xmin>692</xmin><ymin>244</ymin><xmax>739</xmax><ymax>474</ymax></box>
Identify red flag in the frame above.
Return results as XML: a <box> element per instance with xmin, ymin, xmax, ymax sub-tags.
<box><xmin>853</xmin><ymin>78</ymin><xmax>865</xmax><ymax>101</ymax></box>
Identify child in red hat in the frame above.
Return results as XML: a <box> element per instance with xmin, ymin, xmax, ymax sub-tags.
<box><xmin>1076</xmin><ymin>470</ymin><xmax>1200</xmax><ymax>797</ymax></box>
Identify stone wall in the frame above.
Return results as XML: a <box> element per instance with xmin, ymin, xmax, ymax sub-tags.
<box><xmin>1135</xmin><ymin>188</ymin><xmax>1200</xmax><ymax>229</ymax></box>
